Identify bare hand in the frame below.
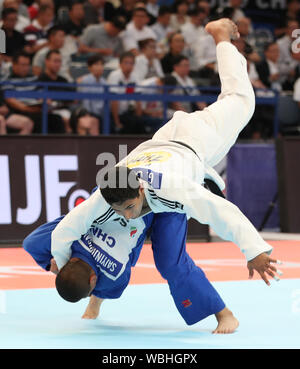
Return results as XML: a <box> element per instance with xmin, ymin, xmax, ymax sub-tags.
<box><xmin>50</xmin><ymin>258</ymin><xmax>59</xmax><ymax>275</ymax></box>
<box><xmin>247</xmin><ymin>253</ymin><xmax>282</xmax><ymax>286</ymax></box>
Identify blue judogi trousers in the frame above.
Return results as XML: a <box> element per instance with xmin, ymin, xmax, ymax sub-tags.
<box><xmin>23</xmin><ymin>212</ymin><xmax>225</xmax><ymax>325</ymax></box>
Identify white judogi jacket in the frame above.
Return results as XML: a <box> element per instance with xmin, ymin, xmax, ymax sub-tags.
<box><xmin>52</xmin><ymin>42</ymin><xmax>272</xmax><ymax>270</ymax></box>
<box><xmin>52</xmin><ymin>139</ymin><xmax>272</xmax><ymax>269</ymax></box>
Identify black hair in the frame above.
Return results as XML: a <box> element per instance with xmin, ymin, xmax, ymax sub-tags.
<box><xmin>187</xmin><ymin>7</ymin><xmax>205</xmax><ymax>17</ymax></box>
<box><xmin>12</xmin><ymin>51</ymin><xmax>31</xmax><ymax>64</ymax></box>
<box><xmin>173</xmin><ymin>0</ymin><xmax>188</xmax><ymax>13</ymax></box>
<box><xmin>55</xmin><ymin>259</ymin><xmax>92</xmax><ymax>303</ymax></box>
<box><xmin>158</xmin><ymin>5</ymin><xmax>172</xmax><ymax>17</ymax></box>
<box><xmin>132</xmin><ymin>7</ymin><xmax>149</xmax><ymax>16</ymax></box>
<box><xmin>138</xmin><ymin>38</ymin><xmax>156</xmax><ymax>50</ymax></box>
<box><xmin>38</xmin><ymin>4</ymin><xmax>53</xmax><ymax>14</ymax></box>
<box><xmin>87</xmin><ymin>54</ymin><xmax>104</xmax><ymax>67</ymax></box>
<box><xmin>98</xmin><ymin>166</ymin><xmax>140</xmax><ymax>205</ymax></box>
<box><xmin>45</xmin><ymin>49</ymin><xmax>61</xmax><ymax>60</ymax></box>
<box><xmin>2</xmin><ymin>7</ymin><xmax>17</xmax><ymax>19</ymax></box>
<box><xmin>47</xmin><ymin>25</ymin><xmax>66</xmax><ymax>39</ymax></box>
<box><xmin>263</xmin><ymin>41</ymin><xmax>277</xmax><ymax>53</ymax></box>
<box><xmin>69</xmin><ymin>0</ymin><xmax>84</xmax><ymax>9</ymax></box>
<box><xmin>160</xmin><ymin>74</ymin><xmax>178</xmax><ymax>86</ymax></box>
<box><xmin>69</xmin><ymin>106</ymin><xmax>91</xmax><ymax>133</ymax></box>
<box><xmin>172</xmin><ymin>54</ymin><xmax>189</xmax><ymax>66</ymax></box>
<box><xmin>110</xmin><ymin>15</ymin><xmax>127</xmax><ymax>31</ymax></box>
<box><xmin>119</xmin><ymin>51</ymin><xmax>135</xmax><ymax>63</ymax></box>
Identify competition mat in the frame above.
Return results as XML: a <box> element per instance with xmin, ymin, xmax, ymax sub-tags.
<box><xmin>0</xmin><ymin>240</ymin><xmax>299</xmax><ymax>349</ymax></box>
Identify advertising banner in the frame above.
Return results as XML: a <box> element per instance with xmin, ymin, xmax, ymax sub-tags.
<box><xmin>0</xmin><ymin>136</ymin><xmax>209</xmax><ymax>242</ymax></box>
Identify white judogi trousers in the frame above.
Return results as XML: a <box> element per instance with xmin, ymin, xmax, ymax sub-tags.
<box><xmin>152</xmin><ymin>41</ymin><xmax>255</xmax><ymax>168</ymax></box>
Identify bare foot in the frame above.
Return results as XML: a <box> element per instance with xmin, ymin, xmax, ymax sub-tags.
<box><xmin>205</xmin><ymin>18</ymin><xmax>240</xmax><ymax>44</ymax></box>
<box><xmin>81</xmin><ymin>296</ymin><xmax>104</xmax><ymax>319</ymax></box>
<box><xmin>212</xmin><ymin>307</ymin><xmax>239</xmax><ymax>334</ymax></box>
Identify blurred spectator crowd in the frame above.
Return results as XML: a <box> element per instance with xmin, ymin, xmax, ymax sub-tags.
<box><xmin>0</xmin><ymin>0</ymin><xmax>300</xmax><ymax>138</ymax></box>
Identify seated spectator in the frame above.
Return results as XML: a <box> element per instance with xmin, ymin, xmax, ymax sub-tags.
<box><xmin>38</xmin><ymin>50</ymin><xmax>74</xmax><ymax>133</ymax></box>
<box><xmin>23</xmin><ymin>4</ymin><xmax>54</xmax><ymax>55</ymax></box>
<box><xmin>146</xmin><ymin>0</ymin><xmax>159</xmax><ymax>19</ymax></box>
<box><xmin>0</xmin><ymin>89</ymin><xmax>34</xmax><ymax>134</ymax></box>
<box><xmin>215</xmin><ymin>0</ymin><xmax>246</xmax><ymax>23</ymax></box>
<box><xmin>151</xmin><ymin>6</ymin><xmax>173</xmax><ymax>41</ymax></box>
<box><xmin>137</xmin><ymin>74</ymin><xmax>181</xmax><ymax>133</ymax></box>
<box><xmin>1</xmin><ymin>8</ymin><xmax>29</xmax><ymax>61</ymax></box>
<box><xmin>282</xmin><ymin>47</ymin><xmax>300</xmax><ymax>91</ymax></box>
<box><xmin>83</xmin><ymin>0</ymin><xmax>115</xmax><ymax>26</ymax></box>
<box><xmin>180</xmin><ymin>7</ymin><xmax>207</xmax><ymax>47</ymax></box>
<box><xmin>251</xmin><ymin>43</ymin><xmax>282</xmax><ymax>139</ymax></box>
<box><xmin>274</xmin><ymin>0</ymin><xmax>300</xmax><ymax>39</ymax></box>
<box><xmin>28</xmin><ymin>0</ymin><xmax>54</xmax><ymax>20</ymax></box>
<box><xmin>171</xmin><ymin>54</ymin><xmax>206</xmax><ymax>113</ymax></box>
<box><xmin>1</xmin><ymin>0</ymin><xmax>30</xmax><ymax>32</ymax></box>
<box><xmin>59</xmin><ymin>0</ymin><xmax>86</xmax><ymax>38</ymax></box>
<box><xmin>77</xmin><ymin>54</ymin><xmax>106</xmax><ymax>127</ymax></box>
<box><xmin>277</xmin><ymin>19</ymin><xmax>300</xmax><ymax>85</ymax></box>
<box><xmin>69</xmin><ymin>106</ymin><xmax>100</xmax><ymax>135</ymax></box>
<box><xmin>192</xmin><ymin>30</ymin><xmax>218</xmax><ymax>83</ymax></box>
<box><xmin>256</xmin><ymin>42</ymin><xmax>283</xmax><ymax>91</ymax></box>
<box><xmin>232</xmin><ymin>38</ymin><xmax>266</xmax><ymax>89</ymax></box>
<box><xmin>169</xmin><ymin>0</ymin><xmax>190</xmax><ymax>32</ymax></box>
<box><xmin>114</xmin><ymin>0</ymin><xmax>135</xmax><ymax>23</ymax></box>
<box><xmin>236</xmin><ymin>17</ymin><xmax>260</xmax><ymax>63</ymax></box>
<box><xmin>3</xmin><ymin>52</ymin><xmax>65</xmax><ymax>133</ymax></box>
<box><xmin>78</xmin><ymin>15</ymin><xmax>126</xmax><ymax>65</ymax></box>
<box><xmin>150</xmin><ymin>5</ymin><xmax>174</xmax><ymax>56</ymax></box>
<box><xmin>107</xmin><ymin>51</ymin><xmax>146</xmax><ymax>134</ymax></box>
<box><xmin>121</xmin><ymin>7</ymin><xmax>157</xmax><ymax>56</ymax></box>
<box><xmin>32</xmin><ymin>25</ymin><xmax>73</xmax><ymax>81</ymax></box>
<box><xmin>160</xmin><ymin>32</ymin><xmax>193</xmax><ymax>74</ymax></box>
<box><xmin>197</xmin><ymin>0</ymin><xmax>210</xmax><ymax>24</ymax></box>
<box><xmin>133</xmin><ymin>38</ymin><xmax>164</xmax><ymax>82</ymax></box>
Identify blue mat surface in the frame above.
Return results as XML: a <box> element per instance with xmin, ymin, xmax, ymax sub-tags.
<box><xmin>1</xmin><ymin>279</ymin><xmax>300</xmax><ymax>349</ymax></box>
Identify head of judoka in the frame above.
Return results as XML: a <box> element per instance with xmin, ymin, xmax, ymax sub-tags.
<box><xmin>55</xmin><ymin>258</ymin><xmax>97</xmax><ymax>302</ymax></box>
<box><xmin>98</xmin><ymin>166</ymin><xmax>148</xmax><ymax>221</ymax></box>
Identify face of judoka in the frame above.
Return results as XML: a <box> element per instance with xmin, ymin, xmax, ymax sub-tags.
<box><xmin>111</xmin><ymin>187</ymin><xmax>147</xmax><ymax>220</ymax></box>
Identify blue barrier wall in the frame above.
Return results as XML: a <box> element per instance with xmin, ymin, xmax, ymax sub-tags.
<box><xmin>226</xmin><ymin>143</ymin><xmax>279</xmax><ymax>231</ymax></box>
<box><xmin>2</xmin><ymin>81</ymin><xmax>280</xmax><ymax>136</ymax></box>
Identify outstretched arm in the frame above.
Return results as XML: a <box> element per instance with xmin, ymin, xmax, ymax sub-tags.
<box><xmin>156</xmin><ymin>178</ymin><xmax>281</xmax><ymax>285</ymax></box>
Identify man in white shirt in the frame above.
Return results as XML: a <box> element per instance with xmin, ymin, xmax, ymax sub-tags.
<box><xmin>133</xmin><ymin>38</ymin><xmax>164</xmax><ymax>82</ymax></box>
<box><xmin>150</xmin><ymin>5</ymin><xmax>173</xmax><ymax>43</ymax></box>
<box><xmin>106</xmin><ymin>51</ymin><xmax>145</xmax><ymax>134</ymax></box>
<box><xmin>277</xmin><ymin>19</ymin><xmax>299</xmax><ymax>84</ymax></box>
<box><xmin>180</xmin><ymin>7</ymin><xmax>206</xmax><ymax>48</ymax></box>
<box><xmin>121</xmin><ymin>7</ymin><xmax>157</xmax><ymax>55</ymax></box>
<box><xmin>171</xmin><ymin>54</ymin><xmax>207</xmax><ymax>112</ymax></box>
<box><xmin>192</xmin><ymin>30</ymin><xmax>218</xmax><ymax>80</ymax></box>
<box><xmin>51</xmin><ymin>19</ymin><xmax>282</xmax><ymax>333</ymax></box>
<box><xmin>32</xmin><ymin>25</ymin><xmax>73</xmax><ymax>81</ymax></box>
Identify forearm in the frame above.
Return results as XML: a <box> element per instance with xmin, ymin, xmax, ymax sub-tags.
<box><xmin>82</xmin><ymin>295</ymin><xmax>104</xmax><ymax>319</ymax></box>
<box><xmin>186</xmin><ymin>187</ymin><xmax>273</xmax><ymax>261</ymax></box>
<box><xmin>78</xmin><ymin>43</ymin><xmax>108</xmax><ymax>55</ymax></box>
<box><xmin>5</xmin><ymin>98</ymin><xmax>32</xmax><ymax>113</ymax></box>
